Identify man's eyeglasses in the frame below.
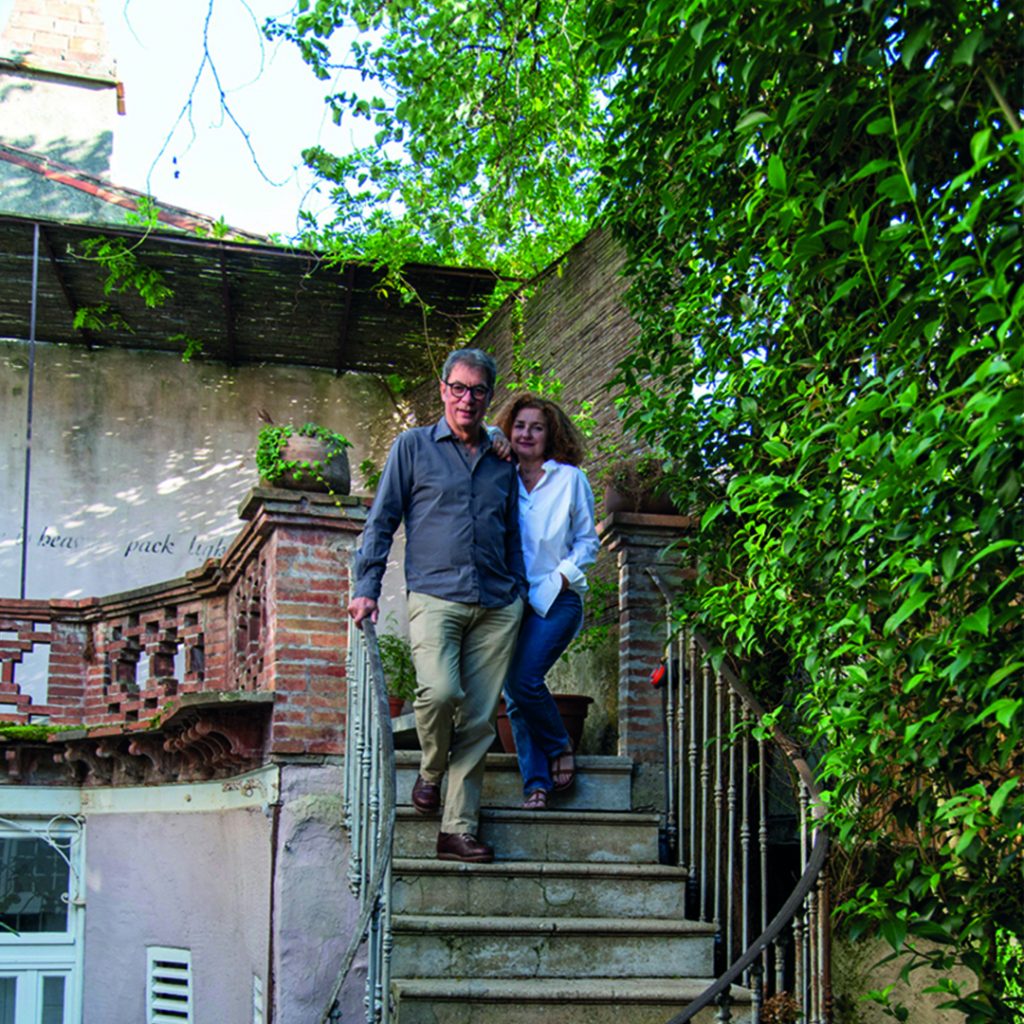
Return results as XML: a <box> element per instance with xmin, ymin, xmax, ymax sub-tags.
<box><xmin>444</xmin><ymin>380</ymin><xmax>491</xmax><ymax>401</ymax></box>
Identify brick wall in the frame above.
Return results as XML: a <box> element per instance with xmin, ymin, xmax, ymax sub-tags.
<box><xmin>1</xmin><ymin>0</ymin><xmax>115</xmax><ymax>80</ymax></box>
<box><xmin>0</xmin><ymin>489</ymin><xmax>368</xmax><ymax>776</ymax></box>
<box><xmin>408</xmin><ymin>227</ymin><xmax>638</xmax><ymax>483</ymax></box>
<box><xmin>599</xmin><ymin>511</ymin><xmax>694</xmax><ymax>762</ymax></box>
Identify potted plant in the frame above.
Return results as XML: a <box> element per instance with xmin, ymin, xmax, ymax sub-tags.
<box><xmin>255</xmin><ymin>421</ymin><xmax>353</xmax><ymax>495</ymax></box>
<box><xmin>495</xmin><ymin>694</ymin><xmax>593</xmax><ymax>754</ymax></box>
<box><xmin>376</xmin><ymin>630</ymin><xmax>417</xmax><ymax>717</ymax></box>
<box><xmin>599</xmin><ymin>452</ymin><xmax>677</xmax><ymax>515</ymax></box>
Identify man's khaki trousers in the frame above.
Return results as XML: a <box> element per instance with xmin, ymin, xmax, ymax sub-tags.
<box><xmin>407</xmin><ymin>591</ymin><xmax>524</xmax><ymax>834</ymax></box>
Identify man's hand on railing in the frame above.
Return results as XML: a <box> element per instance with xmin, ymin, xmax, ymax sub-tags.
<box><xmin>347</xmin><ymin>596</ymin><xmax>379</xmax><ymax>627</ymax></box>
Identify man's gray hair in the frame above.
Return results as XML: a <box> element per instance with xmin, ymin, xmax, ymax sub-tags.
<box><xmin>442</xmin><ymin>348</ymin><xmax>498</xmax><ymax>391</ymax></box>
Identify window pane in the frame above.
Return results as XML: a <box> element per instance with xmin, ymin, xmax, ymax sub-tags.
<box><xmin>41</xmin><ymin>975</ymin><xmax>65</xmax><ymax>1024</ymax></box>
<box><xmin>0</xmin><ymin>837</ymin><xmax>70</xmax><ymax>933</ymax></box>
<box><xmin>0</xmin><ymin>977</ymin><xmax>14</xmax><ymax>1024</ymax></box>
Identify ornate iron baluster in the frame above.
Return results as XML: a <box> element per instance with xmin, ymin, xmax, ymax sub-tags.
<box><xmin>323</xmin><ymin>619</ymin><xmax>395</xmax><ymax>1024</ymax></box>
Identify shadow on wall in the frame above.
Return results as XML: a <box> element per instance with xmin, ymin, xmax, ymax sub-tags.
<box><xmin>0</xmin><ymin>133</ymin><xmax>119</xmax><ymax>219</ymax></box>
<box><xmin>1</xmin><ymin>343</ymin><xmax>394</xmax><ymax>600</ymax></box>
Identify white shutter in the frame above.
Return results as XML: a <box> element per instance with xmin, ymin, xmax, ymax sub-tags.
<box><xmin>252</xmin><ymin>974</ymin><xmax>264</xmax><ymax>1024</ymax></box>
<box><xmin>146</xmin><ymin>947</ymin><xmax>193</xmax><ymax>1023</ymax></box>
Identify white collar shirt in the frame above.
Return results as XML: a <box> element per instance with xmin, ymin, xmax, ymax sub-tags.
<box><xmin>517</xmin><ymin>459</ymin><xmax>600</xmax><ymax>617</ymax></box>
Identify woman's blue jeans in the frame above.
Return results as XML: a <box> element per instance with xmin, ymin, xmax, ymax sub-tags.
<box><xmin>504</xmin><ymin>590</ymin><xmax>584</xmax><ymax>796</ymax></box>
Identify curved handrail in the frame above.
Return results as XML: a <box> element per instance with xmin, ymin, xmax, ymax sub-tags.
<box><xmin>648</xmin><ymin>570</ymin><xmax>830</xmax><ymax>1023</ymax></box>
<box><xmin>320</xmin><ymin>618</ymin><xmax>397</xmax><ymax>1024</ymax></box>
<box><xmin>667</xmin><ymin>831</ymin><xmax>829</xmax><ymax>1023</ymax></box>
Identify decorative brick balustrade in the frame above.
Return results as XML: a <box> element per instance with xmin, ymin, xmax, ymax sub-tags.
<box><xmin>598</xmin><ymin>511</ymin><xmax>694</xmax><ymax>762</ymax></box>
<box><xmin>0</xmin><ymin>489</ymin><xmax>367</xmax><ymax>785</ymax></box>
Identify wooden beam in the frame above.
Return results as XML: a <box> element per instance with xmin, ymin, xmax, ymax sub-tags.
<box><xmin>39</xmin><ymin>225</ymin><xmax>99</xmax><ymax>348</ymax></box>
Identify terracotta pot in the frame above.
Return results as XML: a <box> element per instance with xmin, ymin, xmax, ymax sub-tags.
<box><xmin>266</xmin><ymin>435</ymin><xmax>351</xmax><ymax>495</ymax></box>
<box><xmin>387</xmin><ymin>696</ymin><xmax>407</xmax><ymax>719</ymax></box>
<box><xmin>603</xmin><ymin>484</ymin><xmax>677</xmax><ymax>516</ymax></box>
<box><xmin>495</xmin><ymin>693</ymin><xmax>593</xmax><ymax>754</ymax></box>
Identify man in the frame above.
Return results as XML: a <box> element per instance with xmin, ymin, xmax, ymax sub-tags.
<box><xmin>348</xmin><ymin>348</ymin><xmax>525</xmax><ymax>863</ymax></box>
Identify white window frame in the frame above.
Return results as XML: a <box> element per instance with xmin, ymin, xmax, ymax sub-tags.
<box><xmin>0</xmin><ymin>815</ymin><xmax>85</xmax><ymax>1024</ymax></box>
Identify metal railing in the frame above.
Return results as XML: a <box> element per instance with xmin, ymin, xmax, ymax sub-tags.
<box><xmin>650</xmin><ymin>572</ymin><xmax>830</xmax><ymax>1023</ymax></box>
<box><xmin>323</xmin><ymin>619</ymin><xmax>397</xmax><ymax>1024</ymax></box>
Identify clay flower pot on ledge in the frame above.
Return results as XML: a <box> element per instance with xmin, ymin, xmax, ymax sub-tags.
<box><xmin>599</xmin><ymin>454</ymin><xmax>679</xmax><ymax>516</ymax></box>
<box><xmin>495</xmin><ymin>694</ymin><xmax>593</xmax><ymax>754</ymax></box>
<box><xmin>255</xmin><ymin>421</ymin><xmax>353</xmax><ymax>495</ymax></box>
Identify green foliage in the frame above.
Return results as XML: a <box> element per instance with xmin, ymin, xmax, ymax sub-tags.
<box><xmin>597</xmin><ymin>453</ymin><xmax>670</xmax><ymax>505</ymax></box>
<box><xmin>171</xmin><ymin>334</ymin><xmax>205</xmax><ymax>363</ymax></box>
<box><xmin>588</xmin><ymin>1</ymin><xmax>1022</xmax><ymax>1018</ymax></box>
<box><xmin>74</xmin><ymin>231</ymin><xmax>172</xmax><ymax>311</ymax></box>
<box><xmin>376</xmin><ymin>622</ymin><xmax>417</xmax><ymax>701</ymax></box>
<box><xmin>267</xmin><ymin>0</ymin><xmax>607</xmax><ymax>277</ymax></box>
<box><xmin>255</xmin><ymin>422</ymin><xmax>353</xmax><ymax>490</ymax></box>
<box><xmin>357</xmin><ymin>457</ymin><xmax>382</xmax><ymax>492</ymax></box>
<box><xmin>0</xmin><ymin>723</ymin><xmax>76</xmax><ymax>742</ymax></box>
<box><xmin>506</xmin><ymin>290</ymin><xmax>565</xmax><ymax>397</ymax></box>
<box><xmin>72</xmin><ymin>303</ymin><xmax>129</xmax><ymax>333</ymax></box>
<box><xmin>71</xmin><ymin>202</ymin><xmax>176</xmax><ymax>342</ymax></box>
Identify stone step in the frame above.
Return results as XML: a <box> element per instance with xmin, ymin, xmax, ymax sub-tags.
<box><xmin>391</xmin><ymin>858</ymin><xmax>689</xmax><ymax>918</ymax></box>
<box><xmin>394</xmin><ymin>749</ymin><xmax>633</xmax><ymax>812</ymax></box>
<box><xmin>394</xmin><ymin>807</ymin><xmax>660</xmax><ymax>864</ymax></box>
<box><xmin>390</xmin><ymin>914</ymin><xmax>716</xmax><ymax>980</ymax></box>
<box><xmin>391</xmin><ymin>978</ymin><xmax>750</xmax><ymax>1024</ymax></box>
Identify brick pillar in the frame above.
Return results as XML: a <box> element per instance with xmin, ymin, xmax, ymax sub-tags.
<box><xmin>597</xmin><ymin>511</ymin><xmax>693</xmax><ymax>762</ymax></box>
<box><xmin>237</xmin><ymin>490</ymin><xmax>368</xmax><ymax>757</ymax></box>
<box><xmin>45</xmin><ymin>613</ymin><xmax>88</xmax><ymax>721</ymax></box>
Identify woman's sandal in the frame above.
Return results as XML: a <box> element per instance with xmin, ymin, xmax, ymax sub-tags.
<box><xmin>522</xmin><ymin>789</ymin><xmax>549</xmax><ymax>810</ymax></box>
<box><xmin>550</xmin><ymin>751</ymin><xmax>576</xmax><ymax>793</ymax></box>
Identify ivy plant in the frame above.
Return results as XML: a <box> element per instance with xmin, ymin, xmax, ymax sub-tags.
<box><xmin>255</xmin><ymin>422</ymin><xmax>353</xmax><ymax>492</ymax></box>
<box><xmin>587</xmin><ymin>1</ymin><xmax>1022</xmax><ymax>1018</ymax></box>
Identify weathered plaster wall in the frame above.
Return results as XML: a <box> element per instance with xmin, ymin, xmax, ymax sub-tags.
<box><xmin>0</xmin><ymin>0</ymin><xmax>119</xmax><ymax>180</ymax></box>
<box><xmin>273</xmin><ymin>763</ymin><xmax>363</xmax><ymax>1024</ymax></box>
<box><xmin>831</xmin><ymin>937</ymin><xmax>973</xmax><ymax>1024</ymax></box>
<box><xmin>0</xmin><ymin>339</ymin><xmax>399</xmax><ymax>600</ymax></box>
<box><xmin>82</xmin><ymin>803</ymin><xmax>272</xmax><ymax>1024</ymax></box>
<box><xmin>0</xmin><ymin>73</ymin><xmax>115</xmax><ymax>178</ymax></box>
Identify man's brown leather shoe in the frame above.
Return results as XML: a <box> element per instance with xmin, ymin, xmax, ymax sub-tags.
<box><xmin>411</xmin><ymin>775</ymin><xmax>441</xmax><ymax>815</ymax></box>
<box><xmin>436</xmin><ymin>832</ymin><xmax>494</xmax><ymax>863</ymax></box>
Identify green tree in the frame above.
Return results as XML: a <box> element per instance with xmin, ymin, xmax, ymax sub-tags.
<box><xmin>267</xmin><ymin>0</ymin><xmax>607</xmax><ymax>276</ymax></box>
<box><xmin>277</xmin><ymin>0</ymin><xmax>1022</xmax><ymax>1016</ymax></box>
<box><xmin>588</xmin><ymin>1</ymin><xmax>1022</xmax><ymax>1018</ymax></box>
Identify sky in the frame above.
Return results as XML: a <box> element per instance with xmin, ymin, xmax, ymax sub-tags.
<box><xmin>89</xmin><ymin>0</ymin><xmax>370</xmax><ymax>238</ymax></box>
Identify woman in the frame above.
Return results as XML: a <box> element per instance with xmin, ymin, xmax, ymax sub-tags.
<box><xmin>494</xmin><ymin>394</ymin><xmax>600</xmax><ymax>809</ymax></box>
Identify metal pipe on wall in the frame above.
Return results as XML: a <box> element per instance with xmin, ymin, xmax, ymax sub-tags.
<box><xmin>19</xmin><ymin>222</ymin><xmax>39</xmax><ymax>598</ymax></box>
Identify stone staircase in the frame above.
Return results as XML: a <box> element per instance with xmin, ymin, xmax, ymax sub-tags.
<box><xmin>389</xmin><ymin>750</ymin><xmax>749</xmax><ymax>1023</ymax></box>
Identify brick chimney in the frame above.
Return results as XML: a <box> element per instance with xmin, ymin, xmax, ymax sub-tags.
<box><xmin>0</xmin><ymin>0</ymin><xmax>122</xmax><ymax>178</ymax></box>
<box><xmin>0</xmin><ymin>0</ymin><xmax>116</xmax><ymax>80</ymax></box>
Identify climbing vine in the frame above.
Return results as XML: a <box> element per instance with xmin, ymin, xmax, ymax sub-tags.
<box><xmin>588</xmin><ymin>2</ymin><xmax>1022</xmax><ymax>1018</ymax></box>
<box><xmin>71</xmin><ymin>198</ymin><xmax>206</xmax><ymax>361</ymax></box>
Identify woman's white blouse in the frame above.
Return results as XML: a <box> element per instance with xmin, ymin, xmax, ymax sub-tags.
<box><xmin>517</xmin><ymin>460</ymin><xmax>600</xmax><ymax>617</ymax></box>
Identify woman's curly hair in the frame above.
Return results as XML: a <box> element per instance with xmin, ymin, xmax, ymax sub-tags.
<box><xmin>494</xmin><ymin>392</ymin><xmax>587</xmax><ymax>467</ymax></box>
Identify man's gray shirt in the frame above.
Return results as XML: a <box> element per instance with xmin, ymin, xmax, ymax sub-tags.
<box><xmin>353</xmin><ymin>417</ymin><xmax>527</xmax><ymax>607</ymax></box>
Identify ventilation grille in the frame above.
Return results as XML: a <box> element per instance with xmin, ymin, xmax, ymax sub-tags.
<box><xmin>146</xmin><ymin>947</ymin><xmax>193</xmax><ymax>1023</ymax></box>
<box><xmin>252</xmin><ymin>974</ymin><xmax>264</xmax><ymax>1024</ymax></box>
